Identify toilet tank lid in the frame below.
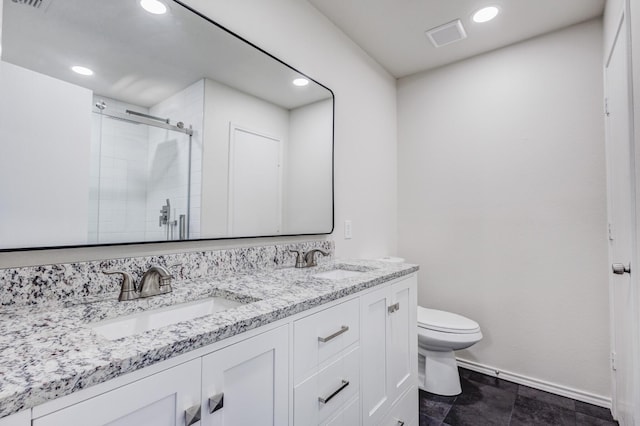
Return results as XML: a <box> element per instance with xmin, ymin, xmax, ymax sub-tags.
<box><xmin>417</xmin><ymin>307</ymin><xmax>480</xmax><ymax>334</ymax></box>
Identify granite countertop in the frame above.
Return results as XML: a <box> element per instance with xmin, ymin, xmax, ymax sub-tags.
<box><xmin>0</xmin><ymin>259</ymin><xmax>418</xmax><ymax>419</ymax></box>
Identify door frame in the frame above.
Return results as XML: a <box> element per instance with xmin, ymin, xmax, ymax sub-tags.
<box><xmin>604</xmin><ymin>2</ymin><xmax>640</xmax><ymax>423</ymax></box>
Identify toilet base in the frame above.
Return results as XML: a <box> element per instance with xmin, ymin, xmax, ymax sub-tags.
<box><xmin>419</xmin><ymin>348</ymin><xmax>461</xmax><ymax>396</ymax></box>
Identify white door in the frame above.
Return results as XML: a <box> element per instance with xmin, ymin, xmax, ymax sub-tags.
<box><xmin>604</xmin><ymin>10</ymin><xmax>637</xmax><ymax>425</ymax></box>
<box><xmin>33</xmin><ymin>359</ymin><xmax>202</xmax><ymax>426</ymax></box>
<box><xmin>228</xmin><ymin>125</ymin><xmax>282</xmax><ymax>237</ymax></box>
<box><xmin>201</xmin><ymin>325</ymin><xmax>289</xmax><ymax>426</ymax></box>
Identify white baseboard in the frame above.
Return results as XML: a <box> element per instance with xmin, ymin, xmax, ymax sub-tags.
<box><xmin>456</xmin><ymin>358</ymin><xmax>612</xmax><ymax>409</ymax></box>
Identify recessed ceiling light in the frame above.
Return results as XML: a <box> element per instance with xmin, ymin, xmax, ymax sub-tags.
<box><xmin>473</xmin><ymin>6</ymin><xmax>499</xmax><ymax>23</ymax></box>
<box><xmin>71</xmin><ymin>66</ymin><xmax>94</xmax><ymax>76</ymax></box>
<box><xmin>293</xmin><ymin>78</ymin><xmax>309</xmax><ymax>87</ymax></box>
<box><xmin>140</xmin><ymin>0</ymin><xmax>167</xmax><ymax>15</ymax></box>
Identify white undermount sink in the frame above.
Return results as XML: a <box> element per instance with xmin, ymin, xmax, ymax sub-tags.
<box><xmin>312</xmin><ymin>269</ymin><xmax>365</xmax><ymax>280</ymax></box>
<box><xmin>91</xmin><ymin>296</ymin><xmax>244</xmax><ymax>340</ymax></box>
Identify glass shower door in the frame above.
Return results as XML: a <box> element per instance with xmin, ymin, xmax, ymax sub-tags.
<box><xmin>88</xmin><ymin>100</ymin><xmax>191</xmax><ymax>244</ymax></box>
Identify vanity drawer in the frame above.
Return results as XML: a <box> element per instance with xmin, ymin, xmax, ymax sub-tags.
<box><xmin>294</xmin><ymin>297</ymin><xmax>359</xmax><ymax>380</ymax></box>
<box><xmin>294</xmin><ymin>345</ymin><xmax>360</xmax><ymax>425</ymax></box>
<box><xmin>321</xmin><ymin>395</ymin><xmax>359</xmax><ymax>426</ymax></box>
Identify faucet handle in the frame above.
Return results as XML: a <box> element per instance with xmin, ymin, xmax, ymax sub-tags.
<box><xmin>289</xmin><ymin>250</ymin><xmax>306</xmax><ymax>268</ymax></box>
<box><xmin>103</xmin><ymin>270</ymin><xmax>138</xmax><ymax>301</ymax></box>
<box><xmin>304</xmin><ymin>249</ymin><xmax>330</xmax><ymax>267</ymax></box>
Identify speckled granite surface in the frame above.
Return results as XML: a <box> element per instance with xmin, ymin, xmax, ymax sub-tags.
<box><xmin>0</xmin><ymin>249</ymin><xmax>417</xmax><ymax>419</ymax></box>
<box><xmin>0</xmin><ymin>241</ymin><xmax>333</xmax><ymax>308</ymax></box>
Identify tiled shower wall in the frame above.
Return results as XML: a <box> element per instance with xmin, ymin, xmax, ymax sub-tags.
<box><xmin>89</xmin><ymin>96</ymin><xmax>150</xmax><ymax>244</ymax></box>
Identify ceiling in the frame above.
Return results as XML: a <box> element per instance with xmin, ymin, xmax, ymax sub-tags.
<box><xmin>1</xmin><ymin>0</ymin><xmax>331</xmax><ymax>109</ymax></box>
<box><xmin>308</xmin><ymin>0</ymin><xmax>606</xmax><ymax>78</ymax></box>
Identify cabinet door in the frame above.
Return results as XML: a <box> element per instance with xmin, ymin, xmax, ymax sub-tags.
<box><xmin>201</xmin><ymin>325</ymin><xmax>288</xmax><ymax>426</ymax></box>
<box><xmin>33</xmin><ymin>359</ymin><xmax>201</xmax><ymax>426</ymax></box>
<box><xmin>388</xmin><ymin>275</ymin><xmax>417</xmax><ymax>405</ymax></box>
<box><xmin>361</xmin><ymin>275</ymin><xmax>418</xmax><ymax>426</ymax></box>
<box><xmin>380</xmin><ymin>386</ymin><xmax>418</xmax><ymax>426</ymax></box>
<box><xmin>360</xmin><ymin>285</ymin><xmax>392</xmax><ymax>426</ymax></box>
<box><xmin>0</xmin><ymin>410</ymin><xmax>30</xmax><ymax>426</ymax></box>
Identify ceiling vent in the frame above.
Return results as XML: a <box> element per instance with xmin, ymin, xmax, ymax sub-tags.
<box><xmin>10</xmin><ymin>0</ymin><xmax>52</xmax><ymax>10</ymax></box>
<box><xmin>425</xmin><ymin>19</ymin><xmax>467</xmax><ymax>48</ymax></box>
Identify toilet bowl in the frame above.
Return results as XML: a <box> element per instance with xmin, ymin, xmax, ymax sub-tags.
<box><xmin>417</xmin><ymin>307</ymin><xmax>482</xmax><ymax>396</ymax></box>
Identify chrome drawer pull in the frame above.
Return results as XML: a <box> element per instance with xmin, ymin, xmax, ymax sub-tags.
<box><xmin>388</xmin><ymin>302</ymin><xmax>400</xmax><ymax>314</ymax></box>
<box><xmin>318</xmin><ymin>325</ymin><xmax>349</xmax><ymax>343</ymax></box>
<box><xmin>209</xmin><ymin>392</ymin><xmax>224</xmax><ymax>414</ymax></box>
<box><xmin>185</xmin><ymin>405</ymin><xmax>201</xmax><ymax>426</ymax></box>
<box><xmin>318</xmin><ymin>379</ymin><xmax>349</xmax><ymax>404</ymax></box>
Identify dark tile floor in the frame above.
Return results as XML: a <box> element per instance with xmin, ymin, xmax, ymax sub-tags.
<box><xmin>420</xmin><ymin>368</ymin><xmax>618</xmax><ymax>426</ymax></box>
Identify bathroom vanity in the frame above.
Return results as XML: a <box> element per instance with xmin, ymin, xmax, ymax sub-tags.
<box><xmin>0</xmin><ymin>244</ymin><xmax>418</xmax><ymax>426</ymax></box>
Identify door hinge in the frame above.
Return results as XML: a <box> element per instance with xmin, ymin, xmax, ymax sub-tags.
<box><xmin>608</xmin><ymin>223</ymin><xmax>614</xmax><ymax>241</ymax></box>
<box><xmin>605</xmin><ymin>98</ymin><xmax>610</xmax><ymax>117</ymax></box>
<box><xmin>611</xmin><ymin>352</ymin><xmax>617</xmax><ymax>371</ymax></box>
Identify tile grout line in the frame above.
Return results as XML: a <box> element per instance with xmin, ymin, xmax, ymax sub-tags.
<box><xmin>506</xmin><ymin>386</ymin><xmax>516</xmax><ymax>425</ymax></box>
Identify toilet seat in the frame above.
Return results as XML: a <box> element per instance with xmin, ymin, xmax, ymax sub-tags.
<box><xmin>417</xmin><ymin>307</ymin><xmax>480</xmax><ymax>334</ymax></box>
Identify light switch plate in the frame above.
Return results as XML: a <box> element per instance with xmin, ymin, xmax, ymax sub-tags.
<box><xmin>344</xmin><ymin>220</ymin><xmax>352</xmax><ymax>239</ymax></box>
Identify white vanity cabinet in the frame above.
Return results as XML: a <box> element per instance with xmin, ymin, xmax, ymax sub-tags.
<box><xmin>293</xmin><ymin>298</ymin><xmax>361</xmax><ymax>426</ymax></box>
<box><xmin>32</xmin><ymin>326</ymin><xmax>288</xmax><ymax>426</ymax></box>
<box><xmin>21</xmin><ymin>272</ymin><xmax>418</xmax><ymax>426</ymax></box>
<box><xmin>33</xmin><ymin>359</ymin><xmax>201</xmax><ymax>426</ymax></box>
<box><xmin>200</xmin><ymin>325</ymin><xmax>289</xmax><ymax>426</ymax></box>
<box><xmin>360</xmin><ymin>275</ymin><xmax>418</xmax><ymax>426</ymax></box>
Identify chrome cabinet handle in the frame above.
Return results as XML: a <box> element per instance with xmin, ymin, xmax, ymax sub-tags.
<box><xmin>388</xmin><ymin>302</ymin><xmax>400</xmax><ymax>314</ymax></box>
<box><xmin>185</xmin><ymin>404</ymin><xmax>201</xmax><ymax>426</ymax></box>
<box><xmin>209</xmin><ymin>392</ymin><xmax>224</xmax><ymax>414</ymax></box>
<box><xmin>318</xmin><ymin>379</ymin><xmax>349</xmax><ymax>404</ymax></box>
<box><xmin>318</xmin><ymin>326</ymin><xmax>349</xmax><ymax>343</ymax></box>
<box><xmin>612</xmin><ymin>263</ymin><xmax>631</xmax><ymax>274</ymax></box>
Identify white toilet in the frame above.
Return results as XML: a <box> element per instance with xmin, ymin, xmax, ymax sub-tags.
<box><xmin>417</xmin><ymin>306</ymin><xmax>482</xmax><ymax>396</ymax></box>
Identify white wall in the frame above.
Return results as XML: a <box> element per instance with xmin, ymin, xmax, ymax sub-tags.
<box><xmin>0</xmin><ymin>61</ymin><xmax>92</xmax><ymax>249</ymax></box>
<box><xmin>285</xmin><ymin>99</ymin><xmax>333</xmax><ymax>234</ymax></box>
<box><xmin>202</xmin><ymin>78</ymin><xmax>289</xmax><ymax>237</ymax></box>
<box><xmin>189</xmin><ymin>0</ymin><xmax>397</xmax><ymax>258</ymax></box>
<box><xmin>398</xmin><ymin>20</ymin><xmax>610</xmax><ymax>398</ymax></box>
<box><xmin>0</xmin><ymin>0</ymin><xmax>397</xmax><ymax>268</ymax></box>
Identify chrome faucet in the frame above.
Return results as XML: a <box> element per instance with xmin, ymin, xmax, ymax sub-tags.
<box><xmin>103</xmin><ymin>265</ymin><xmax>175</xmax><ymax>301</ymax></box>
<box><xmin>289</xmin><ymin>249</ymin><xmax>330</xmax><ymax>268</ymax></box>
<box><xmin>139</xmin><ymin>265</ymin><xmax>173</xmax><ymax>298</ymax></box>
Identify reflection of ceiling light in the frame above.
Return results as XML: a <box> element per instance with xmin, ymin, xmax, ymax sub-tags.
<box><xmin>473</xmin><ymin>6</ymin><xmax>499</xmax><ymax>23</ymax></box>
<box><xmin>71</xmin><ymin>66</ymin><xmax>94</xmax><ymax>76</ymax></box>
<box><xmin>140</xmin><ymin>0</ymin><xmax>167</xmax><ymax>15</ymax></box>
<box><xmin>293</xmin><ymin>78</ymin><xmax>309</xmax><ymax>87</ymax></box>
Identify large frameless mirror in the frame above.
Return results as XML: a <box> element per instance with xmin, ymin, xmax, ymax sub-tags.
<box><xmin>0</xmin><ymin>0</ymin><xmax>334</xmax><ymax>250</ymax></box>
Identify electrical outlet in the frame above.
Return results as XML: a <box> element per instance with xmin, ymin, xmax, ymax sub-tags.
<box><xmin>344</xmin><ymin>220</ymin><xmax>352</xmax><ymax>239</ymax></box>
